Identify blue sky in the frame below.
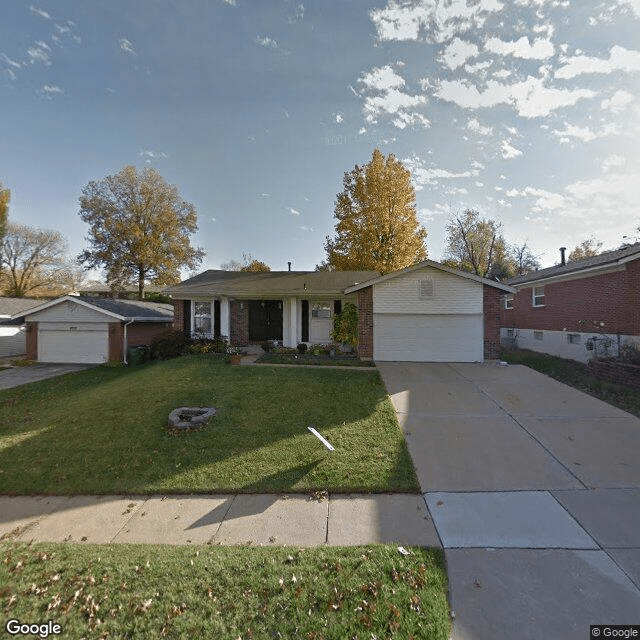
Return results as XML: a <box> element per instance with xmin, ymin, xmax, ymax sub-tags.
<box><xmin>2</xmin><ymin>0</ymin><xmax>640</xmax><ymax>277</ymax></box>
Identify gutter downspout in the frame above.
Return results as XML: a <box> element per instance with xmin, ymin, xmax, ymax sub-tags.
<box><xmin>123</xmin><ymin>319</ymin><xmax>135</xmax><ymax>364</ymax></box>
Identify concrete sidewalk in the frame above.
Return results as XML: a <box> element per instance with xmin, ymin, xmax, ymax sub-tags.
<box><xmin>0</xmin><ymin>493</ymin><xmax>439</xmax><ymax>547</ymax></box>
<box><xmin>378</xmin><ymin>362</ymin><xmax>640</xmax><ymax>640</ymax></box>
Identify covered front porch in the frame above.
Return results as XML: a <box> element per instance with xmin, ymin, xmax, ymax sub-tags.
<box><xmin>183</xmin><ymin>296</ymin><xmax>347</xmax><ymax>347</ymax></box>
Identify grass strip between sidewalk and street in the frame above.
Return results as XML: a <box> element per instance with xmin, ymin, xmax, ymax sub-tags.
<box><xmin>0</xmin><ymin>541</ymin><xmax>450</xmax><ymax>639</ymax></box>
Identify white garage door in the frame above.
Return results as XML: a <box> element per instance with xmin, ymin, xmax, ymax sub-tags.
<box><xmin>38</xmin><ymin>324</ymin><xmax>109</xmax><ymax>364</ymax></box>
<box><xmin>374</xmin><ymin>313</ymin><xmax>484</xmax><ymax>362</ymax></box>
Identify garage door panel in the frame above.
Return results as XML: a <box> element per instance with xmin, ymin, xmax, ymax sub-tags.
<box><xmin>374</xmin><ymin>313</ymin><xmax>483</xmax><ymax>362</ymax></box>
<box><xmin>38</xmin><ymin>327</ymin><xmax>109</xmax><ymax>364</ymax></box>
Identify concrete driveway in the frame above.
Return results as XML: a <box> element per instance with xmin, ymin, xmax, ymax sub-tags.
<box><xmin>377</xmin><ymin>361</ymin><xmax>640</xmax><ymax>640</ymax></box>
<box><xmin>0</xmin><ymin>363</ymin><xmax>95</xmax><ymax>390</ymax></box>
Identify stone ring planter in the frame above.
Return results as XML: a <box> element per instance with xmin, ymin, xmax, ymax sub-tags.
<box><xmin>168</xmin><ymin>407</ymin><xmax>217</xmax><ymax>431</ymax></box>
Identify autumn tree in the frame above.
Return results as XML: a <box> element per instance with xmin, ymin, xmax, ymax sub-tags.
<box><xmin>0</xmin><ymin>223</ymin><xmax>82</xmax><ymax>297</ymax></box>
<box><xmin>508</xmin><ymin>241</ymin><xmax>540</xmax><ymax>276</ymax></box>
<box><xmin>78</xmin><ymin>166</ymin><xmax>205</xmax><ymax>299</ymax></box>
<box><xmin>444</xmin><ymin>209</ymin><xmax>506</xmax><ymax>278</ymax></box>
<box><xmin>324</xmin><ymin>149</ymin><xmax>427</xmax><ymax>273</ymax></box>
<box><xmin>0</xmin><ymin>183</ymin><xmax>9</xmax><ymax>241</ymax></box>
<box><xmin>568</xmin><ymin>237</ymin><xmax>602</xmax><ymax>262</ymax></box>
<box><xmin>221</xmin><ymin>253</ymin><xmax>271</xmax><ymax>272</ymax></box>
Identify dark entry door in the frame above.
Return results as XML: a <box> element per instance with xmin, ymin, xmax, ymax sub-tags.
<box><xmin>249</xmin><ymin>300</ymin><xmax>283</xmax><ymax>342</ymax></box>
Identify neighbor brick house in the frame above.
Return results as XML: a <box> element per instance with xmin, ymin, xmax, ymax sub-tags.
<box><xmin>166</xmin><ymin>261</ymin><xmax>514</xmax><ymax>362</ymax></box>
<box><xmin>500</xmin><ymin>243</ymin><xmax>640</xmax><ymax>362</ymax></box>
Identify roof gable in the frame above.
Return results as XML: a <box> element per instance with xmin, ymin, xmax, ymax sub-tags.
<box><xmin>344</xmin><ymin>260</ymin><xmax>515</xmax><ymax>294</ymax></box>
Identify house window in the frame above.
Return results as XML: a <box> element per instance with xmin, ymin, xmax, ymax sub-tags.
<box><xmin>506</xmin><ymin>328</ymin><xmax>515</xmax><ymax>338</ymax></box>
<box><xmin>193</xmin><ymin>301</ymin><xmax>212</xmax><ymax>334</ymax></box>
<box><xmin>418</xmin><ymin>278</ymin><xmax>434</xmax><ymax>300</ymax></box>
<box><xmin>568</xmin><ymin>333</ymin><xmax>581</xmax><ymax>344</ymax></box>
<box><xmin>503</xmin><ymin>294</ymin><xmax>514</xmax><ymax>310</ymax></box>
<box><xmin>533</xmin><ymin>331</ymin><xmax>544</xmax><ymax>341</ymax></box>
<box><xmin>532</xmin><ymin>286</ymin><xmax>545</xmax><ymax>307</ymax></box>
<box><xmin>311</xmin><ymin>303</ymin><xmax>332</xmax><ymax>319</ymax></box>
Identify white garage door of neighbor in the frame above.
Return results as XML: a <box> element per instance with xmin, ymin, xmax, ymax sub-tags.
<box><xmin>374</xmin><ymin>313</ymin><xmax>484</xmax><ymax>362</ymax></box>
<box><xmin>38</xmin><ymin>324</ymin><xmax>109</xmax><ymax>364</ymax></box>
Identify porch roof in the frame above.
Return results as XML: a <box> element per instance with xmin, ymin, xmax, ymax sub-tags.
<box><xmin>164</xmin><ymin>270</ymin><xmax>380</xmax><ymax>298</ymax></box>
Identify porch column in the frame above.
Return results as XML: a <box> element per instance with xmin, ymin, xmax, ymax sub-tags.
<box><xmin>220</xmin><ymin>298</ymin><xmax>230</xmax><ymax>340</ymax></box>
<box><xmin>285</xmin><ymin>297</ymin><xmax>297</xmax><ymax>348</ymax></box>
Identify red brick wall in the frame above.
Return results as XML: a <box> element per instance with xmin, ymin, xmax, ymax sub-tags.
<box><xmin>109</xmin><ymin>323</ymin><xmax>124</xmax><ymax>362</ymax></box>
<box><xmin>483</xmin><ymin>284</ymin><xmax>502</xmax><ymax>360</ymax></box>
<box><xmin>230</xmin><ymin>300</ymin><xmax>249</xmax><ymax>346</ymax></box>
<box><xmin>357</xmin><ymin>287</ymin><xmax>374</xmax><ymax>359</ymax></box>
<box><xmin>500</xmin><ymin>260</ymin><xmax>640</xmax><ymax>335</ymax></box>
<box><xmin>26</xmin><ymin>322</ymin><xmax>37</xmax><ymax>360</ymax></box>
<box><xmin>127</xmin><ymin>322</ymin><xmax>172</xmax><ymax>347</ymax></box>
<box><xmin>172</xmin><ymin>299</ymin><xmax>184</xmax><ymax>332</ymax></box>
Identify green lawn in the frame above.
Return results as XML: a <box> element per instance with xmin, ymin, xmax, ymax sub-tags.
<box><xmin>0</xmin><ymin>356</ymin><xmax>419</xmax><ymax>495</ymax></box>
<box><xmin>501</xmin><ymin>348</ymin><xmax>640</xmax><ymax>418</ymax></box>
<box><xmin>0</xmin><ymin>541</ymin><xmax>450</xmax><ymax>639</ymax></box>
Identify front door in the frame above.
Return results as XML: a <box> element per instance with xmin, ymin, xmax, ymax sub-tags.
<box><xmin>249</xmin><ymin>300</ymin><xmax>283</xmax><ymax>342</ymax></box>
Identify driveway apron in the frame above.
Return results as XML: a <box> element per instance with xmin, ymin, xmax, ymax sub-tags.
<box><xmin>377</xmin><ymin>361</ymin><xmax>640</xmax><ymax>640</ymax></box>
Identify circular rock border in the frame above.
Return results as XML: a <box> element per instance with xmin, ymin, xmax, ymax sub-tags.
<box><xmin>168</xmin><ymin>407</ymin><xmax>218</xmax><ymax>431</ymax></box>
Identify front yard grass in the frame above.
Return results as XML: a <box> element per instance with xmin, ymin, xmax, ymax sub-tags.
<box><xmin>0</xmin><ymin>356</ymin><xmax>419</xmax><ymax>495</ymax></box>
<box><xmin>0</xmin><ymin>541</ymin><xmax>450</xmax><ymax>639</ymax></box>
<box><xmin>501</xmin><ymin>348</ymin><xmax>640</xmax><ymax>418</ymax></box>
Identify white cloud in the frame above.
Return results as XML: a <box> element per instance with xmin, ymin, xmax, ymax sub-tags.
<box><xmin>465</xmin><ymin>60</ymin><xmax>492</xmax><ymax>74</ymax></box>
<box><xmin>492</xmin><ymin>69</ymin><xmax>512</xmax><ymax>79</ymax></box>
<box><xmin>440</xmin><ymin>38</ymin><xmax>479</xmax><ymax>70</ymax></box>
<box><xmin>436</xmin><ymin>75</ymin><xmax>597</xmax><ymax>118</ymax></box>
<box><xmin>602</xmin><ymin>155</ymin><xmax>626</xmax><ymax>172</ymax></box>
<box><xmin>466</xmin><ymin>118</ymin><xmax>493</xmax><ymax>136</ymax></box>
<box><xmin>27</xmin><ymin>44</ymin><xmax>52</xmax><ymax>66</ymax></box>
<box><xmin>39</xmin><ymin>84</ymin><xmax>64</xmax><ymax>96</ymax></box>
<box><xmin>1</xmin><ymin>53</ymin><xmax>22</xmax><ymax>70</ymax></box>
<box><xmin>140</xmin><ymin>150</ymin><xmax>169</xmax><ymax>162</ymax></box>
<box><xmin>335</xmin><ymin>113</ymin><xmax>343</xmax><ymax>123</ymax></box>
<box><xmin>370</xmin><ymin>0</ymin><xmax>504</xmax><ymax>44</ymax></box>
<box><xmin>359</xmin><ymin>65</ymin><xmax>405</xmax><ymax>91</ymax></box>
<box><xmin>288</xmin><ymin>3</ymin><xmax>304</xmax><ymax>22</ymax></box>
<box><xmin>556</xmin><ymin>46</ymin><xmax>640</xmax><ymax>79</ymax></box>
<box><xmin>552</xmin><ymin>122</ymin><xmax>621</xmax><ymax>143</ymax></box>
<box><xmin>256</xmin><ymin>36</ymin><xmax>278</xmax><ymax>49</ymax></box>
<box><xmin>616</xmin><ymin>0</ymin><xmax>640</xmax><ymax>18</ymax></box>
<box><xmin>119</xmin><ymin>38</ymin><xmax>136</xmax><ymax>55</ymax></box>
<box><xmin>601</xmin><ymin>90</ymin><xmax>634</xmax><ymax>113</ymax></box>
<box><xmin>403</xmin><ymin>154</ymin><xmax>475</xmax><ymax>189</ymax></box>
<box><xmin>300</xmin><ymin>225</ymin><xmax>314</xmax><ymax>232</ymax></box>
<box><xmin>30</xmin><ymin>6</ymin><xmax>52</xmax><ymax>20</ymax></box>
<box><xmin>363</xmin><ymin>88</ymin><xmax>428</xmax><ymax>127</ymax></box>
<box><xmin>485</xmin><ymin>36</ymin><xmax>554</xmax><ymax>59</ymax></box>
<box><xmin>288</xmin><ymin>207</ymin><xmax>301</xmax><ymax>215</ymax></box>
<box><xmin>501</xmin><ymin>140</ymin><xmax>523</xmax><ymax>158</ymax></box>
<box><xmin>223</xmin><ymin>0</ymin><xmax>236</xmax><ymax>5</ymax></box>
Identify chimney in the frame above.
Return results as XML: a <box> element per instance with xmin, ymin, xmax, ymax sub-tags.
<box><xmin>288</xmin><ymin>261</ymin><xmax>292</xmax><ymax>272</ymax></box>
<box><xmin>560</xmin><ymin>247</ymin><xmax>566</xmax><ymax>266</ymax></box>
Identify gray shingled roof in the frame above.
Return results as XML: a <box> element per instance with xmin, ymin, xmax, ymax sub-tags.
<box><xmin>0</xmin><ymin>297</ymin><xmax>48</xmax><ymax>318</ymax></box>
<box><xmin>507</xmin><ymin>243</ymin><xmax>640</xmax><ymax>286</ymax></box>
<box><xmin>75</xmin><ymin>297</ymin><xmax>173</xmax><ymax>319</ymax></box>
<box><xmin>163</xmin><ymin>270</ymin><xmax>381</xmax><ymax>297</ymax></box>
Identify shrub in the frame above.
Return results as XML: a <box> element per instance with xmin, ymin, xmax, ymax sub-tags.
<box><xmin>331</xmin><ymin>302</ymin><xmax>358</xmax><ymax>347</ymax></box>
<box><xmin>619</xmin><ymin>342</ymin><xmax>640</xmax><ymax>365</ymax></box>
<box><xmin>150</xmin><ymin>329</ymin><xmax>190</xmax><ymax>360</ymax></box>
<box><xmin>297</xmin><ymin>343</ymin><xmax>308</xmax><ymax>354</ymax></box>
<box><xmin>188</xmin><ymin>336</ymin><xmax>229</xmax><ymax>355</ymax></box>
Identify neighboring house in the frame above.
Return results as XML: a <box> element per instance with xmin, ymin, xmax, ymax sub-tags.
<box><xmin>11</xmin><ymin>296</ymin><xmax>173</xmax><ymax>364</ymax></box>
<box><xmin>164</xmin><ymin>269</ymin><xmax>379</xmax><ymax>348</ymax></box>
<box><xmin>500</xmin><ymin>243</ymin><xmax>640</xmax><ymax>362</ymax></box>
<box><xmin>0</xmin><ymin>297</ymin><xmax>48</xmax><ymax>358</ymax></box>
<box><xmin>345</xmin><ymin>261</ymin><xmax>514</xmax><ymax>362</ymax></box>
<box><xmin>166</xmin><ymin>262</ymin><xmax>514</xmax><ymax>362</ymax></box>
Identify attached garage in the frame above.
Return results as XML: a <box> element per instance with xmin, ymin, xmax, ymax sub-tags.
<box><xmin>346</xmin><ymin>261</ymin><xmax>515</xmax><ymax>363</ymax></box>
<box><xmin>38</xmin><ymin>322</ymin><xmax>110</xmax><ymax>364</ymax></box>
<box><xmin>15</xmin><ymin>296</ymin><xmax>173</xmax><ymax>364</ymax></box>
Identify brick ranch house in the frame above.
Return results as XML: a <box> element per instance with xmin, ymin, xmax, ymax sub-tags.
<box><xmin>166</xmin><ymin>261</ymin><xmax>514</xmax><ymax>362</ymax></box>
<box><xmin>12</xmin><ymin>296</ymin><xmax>173</xmax><ymax>364</ymax></box>
<box><xmin>500</xmin><ymin>243</ymin><xmax>640</xmax><ymax>362</ymax></box>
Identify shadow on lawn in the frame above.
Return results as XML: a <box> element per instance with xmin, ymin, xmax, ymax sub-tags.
<box><xmin>0</xmin><ymin>357</ymin><xmax>416</xmax><ymax>495</ymax></box>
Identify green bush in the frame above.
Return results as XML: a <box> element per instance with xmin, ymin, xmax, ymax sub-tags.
<box><xmin>331</xmin><ymin>302</ymin><xmax>358</xmax><ymax>347</ymax></box>
<box><xmin>187</xmin><ymin>336</ymin><xmax>228</xmax><ymax>355</ymax></box>
<box><xmin>297</xmin><ymin>343</ymin><xmax>308</xmax><ymax>354</ymax></box>
<box><xmin>149</xmin><ymin>329</ymin><xmax>190</xmax><ymax>360</ymax></box>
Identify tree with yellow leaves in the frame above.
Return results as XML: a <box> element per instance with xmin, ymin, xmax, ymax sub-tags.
<box><xmin>324</xmin><ymin>149</ymin><xmax>427</xmax><ymax>274</ymax></box>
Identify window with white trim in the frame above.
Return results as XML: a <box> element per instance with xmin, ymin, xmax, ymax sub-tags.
<box><xmin>193</xmin><ymin>301</ymin><xmax>212</xmax><ymax>334</ymax></box>
<box><xmin>533</xmin><ymin>331</ymin><xmax>544</xmax><ymax>341</ymax></box>
<box><xmin>503</xmin><ymin>294</ymin><xmax>514</xmax><ymax>310</ymax></box>
<box><xmin>532</xmin><ymin>286</ymin><xmax>545</xmax><ymax>307</ymax></box>
<box><xmin>311</xmin><ymin>303</ymin><xmax>332</xmax><ymax>318</ymax></box>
